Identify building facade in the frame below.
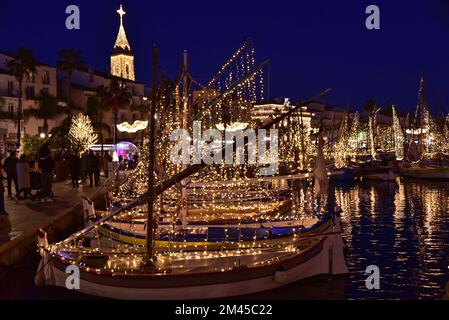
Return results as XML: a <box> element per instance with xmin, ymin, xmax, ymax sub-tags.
<box><xmin>0</xmin><ymin>51</ymin><xmax>58</xmax><ymax>158</ymax></box>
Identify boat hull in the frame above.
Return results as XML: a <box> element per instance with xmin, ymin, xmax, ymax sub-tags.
<box><xmin>329</xmin><ymin>169</ymin><xmax>356</xmax><ymax>182</ymax></box>
<box><xmin>37</xmin><ymin>217</ymin><xmax>348</xmax><ymax>300</ymax></box>
<box><xmin>357</xmin><ymin>168</ymin><xmax>397</xmax><ymax>181</ymax></box>
<box><xmin>401</xmin><ymin>166</ymin><xmax>449</xmax><ymax>180</ymax></box>
<box><xmin>94</xmin><ymin>217</ymin><xmax>330</xmax><ymax>249</ymax></box>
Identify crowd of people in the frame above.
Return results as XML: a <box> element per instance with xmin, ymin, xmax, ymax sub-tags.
<box><xmin>0</xmin><ymin>143</ymin><xmax>55</xmax><ymax>215</ymax></box>
<box><xmin>0</xmin><ymin>143</ymin><xmax>139</xmax><ymax>215</ymax></box>
<box><xmin>0</xmin><ymin>146</ymin><xmax>122</xmax><ymax>216</ymax></box>
<box><xmin>0</xmin><ymin>143</ymin><xmax>55</xmax><ymax>205</ymax></box>
<box><xmin>68</xmin><ymin>150</ymin><xmax>113</xmax><ymax>189</ymax></box>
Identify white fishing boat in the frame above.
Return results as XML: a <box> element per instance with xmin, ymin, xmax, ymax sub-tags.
<box><xmin>35</xmin><ymin>211</ymin><xmax>348</xmax><ymax>300</ymax></box>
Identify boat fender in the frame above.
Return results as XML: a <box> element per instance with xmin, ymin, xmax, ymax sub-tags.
<box><xmin>35</xmin><ymin>229</ymin><xmax>49</xmax><ymax>287</ymax></box>
<box><xmin>274</xmin><ymin>267</ymin><xmax>288</xmax><ymax>284</ymax></box>
<box><xmin>82</xmin><ymin>196</ymin><xmax>95</xmax><ymax>224</ymax></box>
<box><xmin>37</xmin><ymin>228</ymin><xmax>48</xmax><ymax>249</ymax></box>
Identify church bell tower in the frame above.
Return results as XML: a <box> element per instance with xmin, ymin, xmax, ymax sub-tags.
<box><xmin>111</xmin><ymin>4</ymin><xmax>135</xmax><ymax>81</ymax></box>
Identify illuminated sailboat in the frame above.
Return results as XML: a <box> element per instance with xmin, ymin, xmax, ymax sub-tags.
<box><xmin>35</xmin><ymin>87</ymin><xmax>348</xmax><ymax>299</ymax></box>
<box><xmin>400</xmin><ymin>76</ymin><xmax>449</xmax><ymax>179</ymax></box>
<box><xmin>35</xmin><ymin>36</ymin><xmax>348</xmax><ymax>299</ymax></box>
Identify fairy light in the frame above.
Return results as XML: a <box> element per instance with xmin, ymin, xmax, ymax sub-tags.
<box><xmin>392</xmin><ymin>105</ymin><xmax>405</xmax><ymax>160</ymax></box>
<box><xmin>40</xmin><ymin>40</ymin><xmax>333</xmax><ymax>282</ymax></box>
<box><xmin>68</xmin><ymin>114</ymin><xmax>98</xmax><ymax>153</ymax></box>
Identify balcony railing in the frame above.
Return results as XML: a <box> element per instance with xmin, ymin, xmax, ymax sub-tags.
<box><xmin>0</xmin><ymin>89</ymin><xmax>19</xmax><ymax>98</ymax></box>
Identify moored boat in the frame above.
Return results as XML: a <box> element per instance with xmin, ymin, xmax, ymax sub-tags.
<box><xmin>354</xmin><ymin>163</ymin><xmax>397</xmax><ymax>181</ymax></box>
<box><xmin>399</xmin><ymin>164</ymin><xmax>449</xmax><ymax>180</ymax></box>
<box><xmin>329</xmin><ymin>167</ymin><xmax>357</xmax><ymax>182</ymax></box>
<box><xmin>82</xmin><ymin>196</ymin><xmax>328</xmax><ymax>249</ymax></box>
<box><xmin>35</xmin><ymin>213</ymin><xmax>348</xmax><ymax>300</ymax></box>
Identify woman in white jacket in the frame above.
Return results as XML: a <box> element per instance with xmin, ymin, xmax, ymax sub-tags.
<box><xmin>17</xmin><ymin>154</ymin><xmax>31</xmax><ymax>199</ymax></box>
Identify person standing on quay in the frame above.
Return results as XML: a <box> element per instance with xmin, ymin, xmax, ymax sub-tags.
<box><xmin>38</xmin><ymin>143</ymin><xmax>55</xmax><ymax>202</ymax></box>
<box><xmin>3</xmin><ymin>151</ymin><xmax>19</xmax><ymax>200</ymax></box>
<box><xmin>0</xmin><ymin>163</ymin><xmax>8</xmax><ymax>215</ymax></box>
<box><xmin>87</xmin><ymin>150</ymin><xmax>100</xmax><ymax>187</ymax></box>
<box><xmin>80</xmin><ymin>152</ymin><xmax>88</xmax><ymax>184</ymax></box>
<box><xmin>69</xmin><ymin>153</ymin><xmax>81</xmax><ymax>189</ymax></box>
<box><xmin>16</xmin><ymin>154</ymin><xmax>31</xmax><ymax>199</ymax></box>
<box><xmin>103</xmin><ymin>152</ymin><xmax>112</xmax><ymax>178</ymax></box>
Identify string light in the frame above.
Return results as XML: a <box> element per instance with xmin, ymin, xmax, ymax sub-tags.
<box><xmin>68</xmin><ymin>114</ymin><xmax>98</xmax><ymax>153</ymax></box>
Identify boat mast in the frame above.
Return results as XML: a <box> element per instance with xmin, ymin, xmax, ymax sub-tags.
<box><xmin>299</xmin><ymin>105</ymin><xmax>306</xmax><ymax>170</ymax></box>
<box><xmin>145</xmin><ymin>45</ymin><xmax>158</xmax><ymax>264</ymax></box>
<box><xmin>180</xmin><ymin>50</ymin><xmax>190</xmax><ymax>228</ymax></box>
<box><xmin>418</xmin><ymin>76</ymin><xmax>425</xmax><ymax>159</ymax></box>
<box><xmin>62</xmin><ymin>88</ymin><xmax>331</xmax><ymax>245</ymax></box>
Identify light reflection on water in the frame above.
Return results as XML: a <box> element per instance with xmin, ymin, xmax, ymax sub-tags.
<box><xmin>335</xmin><ymin>180</ymin><xmax>449</xmax><ymax>299</ymax></box>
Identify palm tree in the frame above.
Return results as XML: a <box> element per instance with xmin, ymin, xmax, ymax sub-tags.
<box><xmin>6</xmin><ymin>47</ymin><xmax>37</xmax><ymax>146</ymax></box>
<box><xmin>86</xmin><ymin>85</ymin><xmax>112</xmax><ymax>152</ymax></box>
<box><xmin>57</xmin><ymin>49</ymin><xmax>84</xmax><ymax>114</ymax></box>
<box><xmin>49</xmin><ymin>116</ymin><xmax>72</xmax><ymax>154</ymax></box>
<box><xmin>24</xmin><ymin>90</ymin><xmax>68</xmax><ymax>137</ymax></box>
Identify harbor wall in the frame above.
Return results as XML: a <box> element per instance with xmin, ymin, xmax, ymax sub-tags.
<box><xmin>0</xmin><ymin>189</ymin><xmax>105</xmax><ymax>269</ymax></box>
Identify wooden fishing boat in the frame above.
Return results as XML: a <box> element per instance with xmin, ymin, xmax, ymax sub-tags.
<box><xmin>35</xmin><ymin>43</ymin><xmax>342</xmax><ymax>300</ymax></box>
<box><xmin>399</xmin><ymin>164</ymin><xmax>449</xmax><ymax>180</ymax></box>
<box><xmin>354</xmin><ymin>164</ymin><xmax>397</xmax><ymax>181</ymax></box>
<box><xmin>35</xmin><ymin>213</ymin><xmax>348</xmax><ymax>300</ymax></box>
<box><xmin>82</xmin><ymin>196</ymin><xmax>325</xmax><ymax>249</ymax></box>
<box><xmin>329</xmin><ymin>168</ymin><xmax>357</xmax><ymax>182</ymax></box>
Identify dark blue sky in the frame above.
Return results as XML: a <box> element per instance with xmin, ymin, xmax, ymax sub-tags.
<box><xmin>1</xmin><ymin>0</ymin><xmax>449</xmax><ymax>113</ymax></box>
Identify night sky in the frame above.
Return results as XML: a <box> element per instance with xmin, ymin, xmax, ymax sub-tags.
<box><xmin>1</xmin><ymin>0</ymin><xmax>449</xmax><ymax>113</ymax></box>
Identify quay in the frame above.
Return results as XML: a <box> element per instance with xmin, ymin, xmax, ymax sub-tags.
<box><xmin>0</xmin><ymin>182</ymin><xmax>105</xmax><ymax>269</ymax></box>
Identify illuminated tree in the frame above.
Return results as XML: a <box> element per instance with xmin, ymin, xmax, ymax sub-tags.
<box><xmin>69</xmin><ymin>114</ymin><xmax>98</xmax><ymax>153</ymax></box>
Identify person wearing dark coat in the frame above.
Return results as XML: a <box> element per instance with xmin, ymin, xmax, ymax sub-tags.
<box><xmin>38</xmin><ymin>143</ymin><xmax>55</xmax><ymax>202</ymax></box>
<box><xmin>0</xmin><ymin>163</ymin><xmax>8</xmax><ymax>215</ymax></box>
<box><xmin>3</xmin><ymin>151</ymin><xmax>19</xmax><ymax>199</ymax></box>
<box><xmin>87</xmin><ymin>150</ymin><xmax>100</xmax><ymax>187</ymax></box>
<box><xmin>69</xmin><ymin>153</ymin><xmax>81</xmax><ymax>189</ymax></box>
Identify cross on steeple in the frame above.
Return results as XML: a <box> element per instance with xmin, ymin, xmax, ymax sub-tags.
<box><xmin>111</xmin><ymin>3</ymin><xmax>135</xmax><ymax>81</ymax></box>
<box><xmin>117</xmin><ymin>4</ymin><xmax>126</xmax><ymax>27</ymax></box>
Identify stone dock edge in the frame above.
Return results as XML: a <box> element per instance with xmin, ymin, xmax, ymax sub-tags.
<box><xmin>0</xmin><ymin>189</ymin><xmax>105</xmax><ymax>268</ymax></box>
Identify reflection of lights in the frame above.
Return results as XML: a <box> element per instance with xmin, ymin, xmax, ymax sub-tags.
<box><xmin>406</xmin><ymin>128</ymin><xmax>429</xmax><ymax>134</ymax></box>
<box><xmin>117</xmin><ymin>120</ymin><xmax>148</xmax><ymax>133</ymax></box>
<box><xmin>216</xmin><ymin>122</ymin><xmax>248</xmax><ymax>132</ymax></box>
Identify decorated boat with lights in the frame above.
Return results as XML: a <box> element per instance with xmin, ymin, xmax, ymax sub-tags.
<box><xmin>35</xmin><ymin>207</ymin><xmax>347</xmax><ymax>300</ymax></box>
<box><xmin>35</xmin><ymin>35</ymin><xmax>349</xmax><ymax>299</ymax></box>
<box><xmin>399</xmin><ymin>76</ymin><xmax>449</xmax><ymax>179</ymax></box>
<box><xmin>35</xmin><ymin>82</ymin><xmax>347</xmax><ymax>299</ymax></box>
<box><xmin>82</xmin><ymin>194</ymin><xmax>332</xmax><ymax>248</ymax></box>
<box><xmin>400</xmin><ymin>164</ymin><xmax>449</xmax><ymax>179</ymax></box>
